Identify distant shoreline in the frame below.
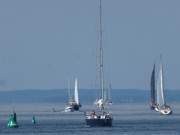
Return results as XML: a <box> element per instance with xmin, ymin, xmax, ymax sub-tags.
<box><xmin>0</xmin><ymin>89</ymin><xmax>178</xmax><ymax>104</ymax></box>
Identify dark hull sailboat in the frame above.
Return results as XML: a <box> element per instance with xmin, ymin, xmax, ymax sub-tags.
<box><xmin>85</xmin><ymin>99</ymin><xmax>113</xmax><ymax>127</ymax></box>
<box><xmin>85</xmin><ymin>111</ymin><xmax>112</xmax><ymax>127</ymax></box>
<box><xmin>86</xmin><ymin>118</ymin><xmax>112</xmax><ymax>127</ymax></box>
<box><xmin>85</xmin><ymin>0</ymin><xmax>113</xmax><ymax>127</ymax></box>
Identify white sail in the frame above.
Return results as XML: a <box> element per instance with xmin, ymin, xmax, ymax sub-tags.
<box><xmin>74</xmin><ymin>78</ymin><xmax>79</xmax><ymax>105</ymax></box>
<box><xmin>156</xmin><ymin>63</ymin><xmax>165</xmax><ymax>107</ymax></box>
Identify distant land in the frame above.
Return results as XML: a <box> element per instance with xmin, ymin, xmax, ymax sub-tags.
<box><xmin>0</xmin><ymin>89</ymin><xmax>179</xmax><ymax>104</ymax></box>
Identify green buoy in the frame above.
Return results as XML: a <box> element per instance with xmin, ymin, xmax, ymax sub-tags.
<box><xmin>7</xmin><ymin>112</ymin><xmax>19</xmax><ymax>128</ymax></box>
<box><xmin>32</xmin><ymin>115</ymin><xmax>36</xmax><ymax>124</ymax></box>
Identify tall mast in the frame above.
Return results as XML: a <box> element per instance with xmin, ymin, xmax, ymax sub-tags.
<box><xmin>99</xmin><ymin>0</ymin><xmax>104</xmax><ymax>100</ymax></box>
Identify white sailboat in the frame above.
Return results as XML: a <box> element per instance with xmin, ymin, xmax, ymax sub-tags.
<box><xmin>64</xmin><ymin>78</ymin><xmax>81</xmax><ymax>112</ymax></box>
<box><xmin>150</xmin><ymin>58</ymin><xmax>172</xmax><ymax>115</ymax></box>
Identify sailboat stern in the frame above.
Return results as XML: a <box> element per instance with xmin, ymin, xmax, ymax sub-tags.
<box><xmin>155</xmin><ymin>105</ymin><xmax>172</xmax><ymax>115</ymax></box>
<box><xmin>85</xmin><ymin>117</ymin><xmax>112</xmax><ymax>127</ymax></box>
<box><xmin>65</xmin><ymin>101</ymin><xmax>82</xmax><ymax>112</ymax></box>
<box><xmin>85</xmin><ymin>111</ymin><xmax>113</xmax><ymax>127</ymax></box>
<box><xmin>160</xmin><ymin>105</ymin><xmax>172</xmax><ymax>115</ymax></box>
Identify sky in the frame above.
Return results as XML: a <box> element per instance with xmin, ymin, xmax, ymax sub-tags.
<box><xmin>0</xmin><ymin>0</ymin><xmax>180</xmax><ymax>91</ymax></box>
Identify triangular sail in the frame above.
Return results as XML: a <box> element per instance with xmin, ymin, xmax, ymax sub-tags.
<box><xmin>156</xmin><ymin>63</ymin><xmax>165</xmax><ymax>107</ymax></box>
<box><xmin>74</xmin><ymin>78</ymin><xmax>79</xmax><ymax>105</ymax></box>
<box><xmin>150</xmin><ymin>64</ymin><xmax>156</xmax><ymax>106</ymax></box>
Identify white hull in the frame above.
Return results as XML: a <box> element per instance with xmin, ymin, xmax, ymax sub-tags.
<box><xmin>64</xmin><ymin>106</ymin><xmax>73</xmax><ymax>112</ymax></box>
<box><xmin>64</xmin><ymin>102</ymin><xmax>81</xmax><ymax>112</ymax></box>
<box><xmin>154</xmin><ymin>106</ymin><xmax>172</xmax><ymax>115</ymax></box>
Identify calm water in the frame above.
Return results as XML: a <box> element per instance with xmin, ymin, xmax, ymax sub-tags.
<box><xmin>0</xmin><ymin>90</ymin><xmax>180</xmax><ymax>135</ymax></box>
<box><xmin>0</xmin><ymin>103</ymin><xmax>180</xmax><ymax>135</ymax></box>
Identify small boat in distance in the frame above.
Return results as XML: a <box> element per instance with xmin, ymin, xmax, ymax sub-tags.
<box><xmin>150</xmin><ymin>57</ymin><xmax>172</xmax><ymax>115</ymax></box>
<box><xmin>7</xmin><ymin>111</ymin><xmax>19</xmax><ymax>128</ymax></box>
<box><xmin>85</xmin><ymin>0</ymin><xmax>113</xmax><ymax>127</ymax></box>
<box><xmin>64</xmin><ymin>78</ymin><xmax>82</xmax><ymax>112</ymax></box>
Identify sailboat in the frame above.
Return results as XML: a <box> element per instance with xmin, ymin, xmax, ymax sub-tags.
<box><xmin>150</xmin><ymin>58</ymin><xmax>172</xmax><ymax>115</ymax></box>
<box><xmin>64</xmin><ymin>78</ymin><xmax>82</xmax><ymax>112</ymax></box>
<box><xmin>85</xmin><ymin>0</ymin><xmax>113</xmax><ymax>127</ymax></box>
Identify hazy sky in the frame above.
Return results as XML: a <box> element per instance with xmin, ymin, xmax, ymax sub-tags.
<box><xmin>0</xmin><ymin>0</ymin><xmax>180</xmax><ymax>90</ymax></box>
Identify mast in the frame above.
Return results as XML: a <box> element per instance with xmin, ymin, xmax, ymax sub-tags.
<box><xmin>99</xmin><ymin>0</ymin><xmax>104</xmax><ymax>101</ymax></box>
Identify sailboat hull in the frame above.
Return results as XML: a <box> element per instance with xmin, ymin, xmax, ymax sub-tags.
<box><xmin>154</xmin><ymin>106</ymin><xmax>172</xmax><ymax>115</ymax></box>
<box><xmin>64</xmin><ymin>104</ymin><xmax>81</xmax><ymax>112</ymax></box>
<box><xmin>160</xmin><ymin>109</ymin><xmax>172</xmax><ymax>115</ymax></box>
<box><xmin>73</xmin><ymin>104</ymin><xmax>81</xmax><ymax>111</ymax></box>
<box><xmin>85</xmin><ymin>118</ymin><xmax>112</xmax><ymax>127</ymax></box>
